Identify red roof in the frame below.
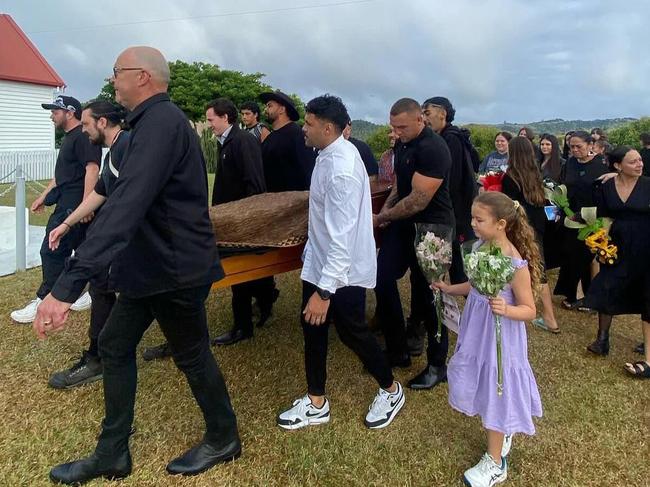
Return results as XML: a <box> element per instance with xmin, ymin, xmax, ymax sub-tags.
<box><xmin>0</xmin><ymin>14</ymin><xmax>65</xmax><ymax>87</ymax></box>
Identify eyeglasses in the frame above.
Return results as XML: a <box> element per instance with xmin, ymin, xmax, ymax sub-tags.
<box><xmin>112</xmin><ymin>66</ymin><xmax>143</xmax><ymax>77</ymax></box>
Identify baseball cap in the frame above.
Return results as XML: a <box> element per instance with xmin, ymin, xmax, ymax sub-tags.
<box><xmin>41</xmin><ymin>95</ymin><xmax>82</xmax><ymax>114</ymax></box>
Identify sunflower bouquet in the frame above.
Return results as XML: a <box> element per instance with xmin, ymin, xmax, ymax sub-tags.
<box><xmin>464</xmin><ymin>244</ymin><xmax>516</xmax><ymax>396</ymax></box>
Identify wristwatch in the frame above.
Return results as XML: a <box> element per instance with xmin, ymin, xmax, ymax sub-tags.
<box><xmin>316</xmin><ymin>287</ymin><xmax>332</xmax><ymax>301</ymax></box>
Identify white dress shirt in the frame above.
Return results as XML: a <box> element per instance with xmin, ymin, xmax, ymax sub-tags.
<box><xmin>301</xmin><ymin>135</ymin><xmax>377</xmax><ymax>293</ymax></box>
<box><xmin>217</xmin><ymin>125</ymin><xmax>233</xmax><ymax>145</ymax></box>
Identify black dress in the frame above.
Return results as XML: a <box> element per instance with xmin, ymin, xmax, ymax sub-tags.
<box><xmin>584</xmin><ymin>177</ymin><xmax>650</xmax><ymax>320</ymax></box>
<box><xmin>554</xmin><ymin>155</ymin><xmax>609</xmax><ymax>301</ymax></box>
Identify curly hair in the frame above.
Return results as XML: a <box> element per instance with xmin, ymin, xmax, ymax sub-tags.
<box><xmin>474</xmin><ymin>191</ymin><xmax>543</xmax><ymax>295</ymax></box>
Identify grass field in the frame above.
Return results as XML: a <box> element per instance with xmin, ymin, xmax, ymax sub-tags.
<box><xmin>0</xmin><ymin>178</ymin><xmax>648</xmax><ymax>486</ymax></box>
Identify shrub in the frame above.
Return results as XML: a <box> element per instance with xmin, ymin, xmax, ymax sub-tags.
<box><xmin>608</xmin><ymin>117</ymin><xmax>650</xmax><ymax>148</ymax></box>
<box><xmin>366</xmin><ymin>125</ymin><xmax>392</xmax><ymax>159</ymax></box>
<box><xmin>463</xmin><ymin>124</ymin><xmax>500</xmax><ymax>160</ymax></box>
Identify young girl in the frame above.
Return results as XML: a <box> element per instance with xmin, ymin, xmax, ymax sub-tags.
<box><xmin>434</xmin><ymin>191</ymin><xmax>543</xmax><ymax>487</ymax></box>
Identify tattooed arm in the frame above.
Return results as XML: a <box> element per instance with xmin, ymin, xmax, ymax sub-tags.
<box><xmin>375</xmin><ymin>172</ymin><xmax>442</xmax><ymax>226</ymax></box>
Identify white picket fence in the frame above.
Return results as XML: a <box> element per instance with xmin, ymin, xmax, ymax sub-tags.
<box><xmin>0</xmin><ymin>150</ymin><xmax>57</xmax><ymax>183</ymax></box>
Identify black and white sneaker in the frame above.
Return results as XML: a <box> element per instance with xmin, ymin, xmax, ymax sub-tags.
<box><xmin>463</xmin><ymin>453</ymin><xmax>507</xmax><ymax>487</ymax></box>
<box><xmin>48</xmin><ymin>351</ymin><xmax>103</xmax><ymax>390</ymax></box>
<box><xmin>364</xmin><ymin>382</ymin><xmax>405</xmax><ymax>429</ymax></box>
<box><xmin>277</xmin><ymin>395</ymin><xmax>330</xmax><ymax>430</ymax></box>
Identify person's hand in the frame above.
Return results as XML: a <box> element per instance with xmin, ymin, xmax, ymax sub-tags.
<box><xmin>80</xmin><ymin>211</ymin><xmax>95</xmax><ymax>224</ymax></box>
<box><xmin>373</xmin><ymin>212</ymin><xmax>390</xmax><ymax>229</ymax></box>
<box><xmin>597</xmin><ymin>172</ymin><xmax>617</xmax><ymax>183</ymax></box>
<box><xmin>303</xmin><ymin>292</ymin><xmax>331</xmax><ymax>326</ymax></box>
<box><xmin>33</xmin><ymin>294</ymin><xmax>72</xmax><ymax>339</ymax></box>
<box><xmin>431</xmin><ymin>281</ymin><xmax>451</xmax><ymax>293</ymax></box>
<box><xmin>49</xmin><ymin>223</ymin><xmax>70</xmax><ymax>250</ymax></box>
<box><xmin>31</xmin><ymin>195</ymin><xmax>45</xmax><ymax>213</ymax></box>
<box><xmin>489</xmin><ymin>297</ymin><xmax>508</xmax><ymax>317</ymax></box>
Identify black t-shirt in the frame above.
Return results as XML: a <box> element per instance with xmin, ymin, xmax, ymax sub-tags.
<box><xmin>349</xmin><ymin>137</ymin><xmax>379</xmax><ymax>176</ymax></box>
<box><xmin>561</xmin><ymin>155</ymin><xmax>609</xmax><ymax>212</ymax></box>
<box><xmin>55</xmin><ymin>125</ymin><xmax>101</xmax><ymax>192</ymax></box>
<box><xmin>640</xmin><ymin>148</ymin><xmax>650</xmax><ymax>177</ymax></box>
<box><xmin>261</xmin><ymin>122</ymin><xmax>316</xmax><ymax>191</ymax></box>
<box><xmin>95</xmin><ymin>131</ymin><xmax>130</xmax><ymax>197</ymax></box>
<box><xmin>394</xmin><ymin>126</ymin><xmax>454</xmax><ymax>225</ymax></box>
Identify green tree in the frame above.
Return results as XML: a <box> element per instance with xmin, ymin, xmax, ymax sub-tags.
<box><xmin>608</xmin><ymin>117</ymin><xmax>650</xmax><ymax>148</ymax></box>
<box><xmin>366</xmin><ymin>125</ymin><xmax>391</xmax><ymax>159</ymax></box>
<box><xmin>463</xmin><ymin>124</ymin><xmax>500</xmax><ymax>160</ymax></box>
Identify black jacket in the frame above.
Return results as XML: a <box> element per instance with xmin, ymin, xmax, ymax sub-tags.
<box><xmin>52</xmin><ymin>93</ymin><xmax>223</xmax><ymax>301</ymax></box>
<box><xmin>440</xmin><ymin>124</ymin><xmax>478</xmax><ymax>237</ymax></box>
<box><xmin>212</xmin><ymin>124</ymin><xmax>266</xmax><ymax>205</ymax></box>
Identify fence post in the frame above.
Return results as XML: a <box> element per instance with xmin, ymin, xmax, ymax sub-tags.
<box><xmin>15</xmin><ymin>164</ymin><xmax>26</xmax><ymax>272</ymax></box>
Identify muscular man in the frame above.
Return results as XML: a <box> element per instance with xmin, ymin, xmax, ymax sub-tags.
<box><xmin>34</xmin><ymin>46</ymin><xmax>240</xmax><ymax>484</ymax></box>
<box><xmin>374</xmin><ymin>98</ymin><xmax>455</xmax><ymax>390</ymax></box>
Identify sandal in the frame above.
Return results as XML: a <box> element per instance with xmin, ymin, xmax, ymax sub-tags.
<box><xmin>624</xmin><ymin>361</ymin><xmax>650</xmax><ymax>378</ymax></box>
<box><xmin>561</xmin><ymin>299</ymin><xmax>579</xmax><ymax>310</ymax></box>
<box><xmin>532</xmin><ymin>318</ymin><xmax>560</xmax><ymax>334</ymax></box>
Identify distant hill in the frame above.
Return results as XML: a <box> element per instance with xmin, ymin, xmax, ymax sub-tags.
<box><xmin>351</xmin><ymin>118</ymin><xmax>638</xmax><ymax>141</ymax></box>
<box><xmin>494</xmin><ymin>118</ymin><xmax>637</xmax><ymax>135</ymax></box>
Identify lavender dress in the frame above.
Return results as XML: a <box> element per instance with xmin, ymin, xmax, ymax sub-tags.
<box><xmin>447</xmin><ymin>257</ymin><xmax>542</xmax><ymax>435</ymax></box>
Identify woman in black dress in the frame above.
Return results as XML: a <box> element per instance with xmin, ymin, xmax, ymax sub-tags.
<box><xmin>502</xmin><ymin>136</ymin><xmax>560</xmax><ymax>332</ymax></box>
<box><xmin>584</xmin><ymin>146</ymin><xmax>650</xmax><ymax>378</ymax></box>
<box><xmin>554</xmin><ymin>131</ymin><xmax>609</xmax><ymax>309</ymax></box>
<box><xmin>539</xmin><ymin>134</ymin><xmax>566</xmax><ymax>271</ymax></box>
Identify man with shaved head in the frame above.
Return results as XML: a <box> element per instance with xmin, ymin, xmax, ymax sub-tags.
<box><xmin>34</xmin><ymin>46</ymin><xmax>241</xmax><ymax>484</ymax></box>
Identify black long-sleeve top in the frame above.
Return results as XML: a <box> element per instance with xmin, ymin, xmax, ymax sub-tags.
<box><xmin>52</xmin><ymin>93</ymin><xmax>223</xmax><ymax>302</ymax></box>
<box><xmin>211</xmin><ymin>124</ymin><xmax>266</xmax><ymax>205</ymax></box>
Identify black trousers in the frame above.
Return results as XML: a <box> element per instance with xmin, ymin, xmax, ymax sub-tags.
<box><xmin>36</xmin><ymin>202</ymin><xmax>87</xmax><ymax>299</ymax></box>
<box><xmin>375</xmin><ymin>221</ymin><xmax>450</xmax><ymax>367</ymax></box>
<box><xmin>88</xmin><ymin>269</ymin><xmax>116</xmax><ymax>353</ymax></box>
<box><xmin>301</xmin><ymin>281</ymin><xmax>393</xmax><ymax>396</ymax></box>
<box><xmin>554</xmin><ymin>228</ymin><xmax>594</xmax><ymax>302</ymax></box>
<box><xmin>95</xmin><ymin>284</ymin><xmax>239</xmax><ymax>455</ymax></box>
<box><xmin>231</xmin><ymin>277</ymin><xmax>275</xmax><ymax>335</ymax></box>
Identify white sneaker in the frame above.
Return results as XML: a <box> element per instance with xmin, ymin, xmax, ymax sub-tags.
<box><xmin>463</xmin><ymin>453</ymin><xmax>508</xmax><ymax>487</ymax></box>
<box><xmin>277</xmin><ymin>395</ymin><xmax>330</xmax><ymax>430</ymax></box>
<box><xmin>10</xmin><ymin>297</ymin><xmax>42</xmax><ymax>323</ymax></box>
<box><xmin>70</xmin><ymin>291</ymin><xmax>92</xmax><ymax>311</ymax></box>
<box><xmin>364</xmin><ymin>381</ymin><xmax>405</xmax><ymax>429</ymax></box>
<box><xmin>501</xmin><ymin>434</ymin><xmax>513</xmax><ymax>458</ymax></box>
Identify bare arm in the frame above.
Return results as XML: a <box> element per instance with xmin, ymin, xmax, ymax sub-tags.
<box><xmin>433</xmin><ymin>281</ymin><xmax>471</xmax><ymax>296</ymax></box>
<box><xmin>376</xmin><ymin>172</ymin><xmax>442</xmax><ymax>225</ymax></box>
<box><xmin>83</xmin><ymin>163</ymin><xmax>100</xmax><ymax>200</ymax></box>
<box><xmin>491</xmin><ymin>266</ymin><xmax>536</xmax><ymax>321</ymax></box>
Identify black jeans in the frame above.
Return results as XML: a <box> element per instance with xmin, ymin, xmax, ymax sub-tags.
<box><xmin>95</xmin><ymin>284</ymin><xmax>239</xmax><ymax>456</ymax></box>
<box><xmin>36</xmin><ymin>202</ymin><xmax>87</xmax><ymax>299</ymax></box>
<box><xmin>301</xmin><ymin>281</ymin><xmax>393</xmax><ymax>396</ymax></box>
<box><xmin>88</xmin><ymin>268</ymin><xmax>116</xmax><ymax>355</ymax></box>
<box><xmin>375</xmin><ymin>221</ymin><xmax>450</xmax><ymax>367</ymax></box>
<box><xmin>231</xmin><ymin>276</ymin><xmax>275</xmax><ymax>335</ymax></box>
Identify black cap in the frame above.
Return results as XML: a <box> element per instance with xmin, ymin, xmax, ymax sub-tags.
<box><xmin>41</xmin><ymin>95</ymin><xmax>82</xmax><ymax>114</ymax></box>
<box><xmin>259</xmin><ymin>90</ymin><xmax>300</xmax><ymax>121</ymax></box>
<box><xmin>423</xmin><ymin>96</ymin><xmax>455</xmax><ymax>123</ymax></box>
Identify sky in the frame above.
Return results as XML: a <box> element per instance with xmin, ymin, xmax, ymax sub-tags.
<box><xmin>3</xmin><ymin>0</ymin><xmax>649</xmax><ymax>124</ymax></box>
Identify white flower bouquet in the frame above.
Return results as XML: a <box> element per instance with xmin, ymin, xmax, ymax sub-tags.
<box><xmin>464</xmin><ymin>244</ymin><xmax>516</xmax><ymax>396</ymax></box>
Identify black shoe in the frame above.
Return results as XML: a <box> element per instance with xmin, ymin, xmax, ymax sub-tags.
<box><xmin>142</xmin><ymin>342</ymin><xmax>172</xmax><ymax>361</ymax></box>
<box><xmin>634</xmin><ymin>342</ymin><xmax>645</xmax><ymax>355</ymax></box>
<box><xmin>388</xmin><ymin>354</ymin><xmax>412</xmax><ymax>369</ymax></box>
<box><xmin>211</xmin><ymin>329</ymin><xmax>252</xmax><ymax>346</ymax></box>
<box><xmin>49</xmin><ymin>450</ymin><xmax>132</xmax><ymax>485</ymax></box>
<box><xmin>407</xmin><ymin>365</ymin><xmax>447</xmax><ymax>390</ymax></box>
<box><xmin>166</xmin><ymin>438</ymin><xmax>241</xmax><ymax>476</ymax></box>
<box><xmin>405</xmin><ymin>317</ymin><xmax>426</xmax><ymax>356</ymax></box>
<box><xmin>257</xmin><ymin>288</ymin><xmax>280</xmax><ymax>328</ymax></box>
<box><xmin>48</xmin><ymin>351</ymin><xmax>103</xmax><ymax>390</ymax></box>
<box><xmin>587</xmin><ymin>338</ymin><xmax>610</xmax><ymax>356</ymax></box>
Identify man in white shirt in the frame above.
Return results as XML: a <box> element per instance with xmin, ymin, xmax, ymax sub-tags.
<box><xmin>276</xmin><ymin>95</ymin><xmax>404</xmax><ymax>431</ymax></box>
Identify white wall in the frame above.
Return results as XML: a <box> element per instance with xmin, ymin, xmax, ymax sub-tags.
<box><xmin>0</xmin><ymin>80</ymin><xmax>56</xmax><ymax>152</ymax></box>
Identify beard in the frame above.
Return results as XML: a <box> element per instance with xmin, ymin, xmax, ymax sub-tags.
<box><xmin>90</xmin><ymin>130</ymin><xmax>106</xmax><ymax>146</ymax></box>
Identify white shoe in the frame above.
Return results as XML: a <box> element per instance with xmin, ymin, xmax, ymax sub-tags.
<box><xmin>364</xmin><ymin>381</ymin><xmax>405</xmax><ymax>429</ymax></box>
<box><xmin>463</xmin><ymin>453</ymin><xmax>507</xmax><ymax>487</ymax></box>
<box><xmin>501</xmin><ymin>434</ymin><xmax>513</xmax><ymax>458</ymax></box>
<box><xmin>10</xmin><ymin>297</ymin><xmax>42</xmax><ymax>323</ymax></box>
<box><xmin>277</xmin><ymin>395</ymin><xmax>330</xmax><ymax>430</ymax></box>
<box><xmin>70</xmin><ymin>291</ymin><xmax>92</xmax><ymax>311</ymax></box>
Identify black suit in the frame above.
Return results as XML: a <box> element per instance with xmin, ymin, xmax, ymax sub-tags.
<box><xmin>211</xmin><ymin>125</ymin><xmax>275</xmax><ymax>336</ymax></box>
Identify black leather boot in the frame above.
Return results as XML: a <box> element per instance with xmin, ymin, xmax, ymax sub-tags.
<box><xmin>166</xmin><ymin>438</ymin><xmax>241</xmax><ymax>476</ymax></box>
<box><xmin>407</xmin><ymin>365</ymin><xmax>447</xmax><ymax>390</ymax></box>
<box><xmin>587</xmin><ymin>331</ymin><xmax>610</xmax><ymax>356</ymax></box>
<box><xmin>49</xmin><ymin>450</ymin><xmax>132</xmax><ymax>485</ymax></box>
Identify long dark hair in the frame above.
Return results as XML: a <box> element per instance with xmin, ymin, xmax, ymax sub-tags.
<box><xmin>539</xmin><ymin>133</ymin><xmax>563</xmax><ymax>181</ymax></box>
<box><xmin>562</xmin><ymin>130</ymin><xmax>575</xmax><ymax>160</ymax></box>
<box><xmin>507</xmin><ymin>137</ymin><xmax>545</xmax><ymax>206</ymax></box>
